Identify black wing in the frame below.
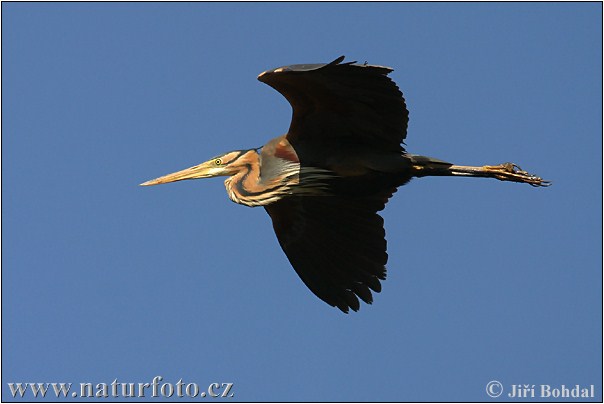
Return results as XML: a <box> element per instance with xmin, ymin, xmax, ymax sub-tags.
<box><xmin>258</xmin><ymin>56</ymin><xmax>408</xmax><ymax>153</ymax></box>
<box><xmin>265</xmin><ymin>193</ymin><xmax>395</xmax><ymax>313</ymax></box>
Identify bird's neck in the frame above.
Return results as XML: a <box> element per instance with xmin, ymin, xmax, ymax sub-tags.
<box><xmin>223</xmin><ymin>149</ymin><xmax>334</xmax><ymax>207</ymax></box>
<box><xmin>223</xmin><ymin>151</ymin><xmax>291</xmax><ymax>207</ymax></box>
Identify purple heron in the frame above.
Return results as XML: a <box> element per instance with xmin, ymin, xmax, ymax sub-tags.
<box><xmin>141</xmin><ymin>56</ymin><xmax>549</xmax><ymax>313</ymax></box>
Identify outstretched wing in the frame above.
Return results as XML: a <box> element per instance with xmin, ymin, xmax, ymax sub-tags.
<box><xmin>265</xmin><ymin>193</ymin><xmax>394</xmax><ymax>313</ymax></box>
<box><xmin>258</xmin><ymin>56</ymin><xmax>408</xmax><ymax>153</ymax></box>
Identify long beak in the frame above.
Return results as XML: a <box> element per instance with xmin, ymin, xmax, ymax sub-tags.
<box><xmin>140</xmin><ymin>162</ymin><xmax>214</xmax><ymax>186</ymax></box>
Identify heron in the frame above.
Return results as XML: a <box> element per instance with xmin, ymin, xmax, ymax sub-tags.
<box><xmin>141</xmin><ymin>56</ymin><xmax>549</xmax><ymax>313</ymax></box>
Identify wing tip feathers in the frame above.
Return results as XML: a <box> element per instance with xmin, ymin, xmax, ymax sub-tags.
<box><xmin>257</xmin><ymin>55</ymin><xmax>393</xmax><ymax>84</ymax></box>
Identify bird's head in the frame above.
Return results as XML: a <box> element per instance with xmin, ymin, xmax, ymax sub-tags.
<box><xmin>140</xmin><ymin>150</ymin><xmax>256</xmax><ymax>186</ymax></box>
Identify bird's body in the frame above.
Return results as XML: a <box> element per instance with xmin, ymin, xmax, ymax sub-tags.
<box><xmin>142</xmin><ymin>56</ymin><xmax>548</xmax><ymax>313</ymax></box>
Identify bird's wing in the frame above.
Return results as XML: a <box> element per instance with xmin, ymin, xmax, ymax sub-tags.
<box><xmin>257</xmin><ymin>56</ymin><xmax>409</xmax><ymax>153</ymax></box>
<box><xmin>264</xmin><ymin>194</ymin><xmax>393</xmax><ymax>313</ymax></box>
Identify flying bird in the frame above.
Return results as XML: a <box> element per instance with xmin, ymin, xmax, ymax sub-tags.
<box><xmin>141</xmin><ymin>56</ymin><xmax>549</xmax><ymax>313</ymax></box>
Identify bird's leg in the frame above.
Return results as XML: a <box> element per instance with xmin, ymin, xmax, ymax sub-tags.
<box><xmin>410</xmin><ymin>157</ymin><xmax>550</xmax><ymax>187</ymax></box>
<box><xmin>447</xmin><ymin>163</ymin><xmax>550</xmax><ymax>187</ymax></box>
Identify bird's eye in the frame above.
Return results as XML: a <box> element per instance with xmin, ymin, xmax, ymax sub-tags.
<box><xmin>214</xmin><ymin>158</ymin><xmax>222</xmax><ymax>166</ymax></box>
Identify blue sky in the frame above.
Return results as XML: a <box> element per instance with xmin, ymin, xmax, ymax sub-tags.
<box><xmin>2</xmin><ymin>2</ymin><xmax>601</xmax><ymax>402</ymax></box>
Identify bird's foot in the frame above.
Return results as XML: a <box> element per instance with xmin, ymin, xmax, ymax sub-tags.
<box><xmin>483</xmin><ymin>163</ymin><xmax>551</xmax><ymax>187</ymax></box>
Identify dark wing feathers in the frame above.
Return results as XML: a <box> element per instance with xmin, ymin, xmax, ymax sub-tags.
<box><xmin>258</xmin><ymin>56</ymin><xmax>408</xmax><ymax>152</ymax></box>
<box><xmin>268</xmin><ymin>55</ymin><xmax>347</xmax><ymax>73</ymax></box>
<box><xmin>259</xmin><ymin>57</ymin><xmax>407</xmax><ymax>312</ymax></box>
<box><xmin>265</xmin><ymin>195</ymin><xmax>389</xmax><ymax>313</ymax></box>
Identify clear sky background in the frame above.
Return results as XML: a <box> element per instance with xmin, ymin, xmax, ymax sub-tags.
<box><xmin>2</xmin><ymin>2</ymin><xmax>602</xmax><ymax>402</ymax></box>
